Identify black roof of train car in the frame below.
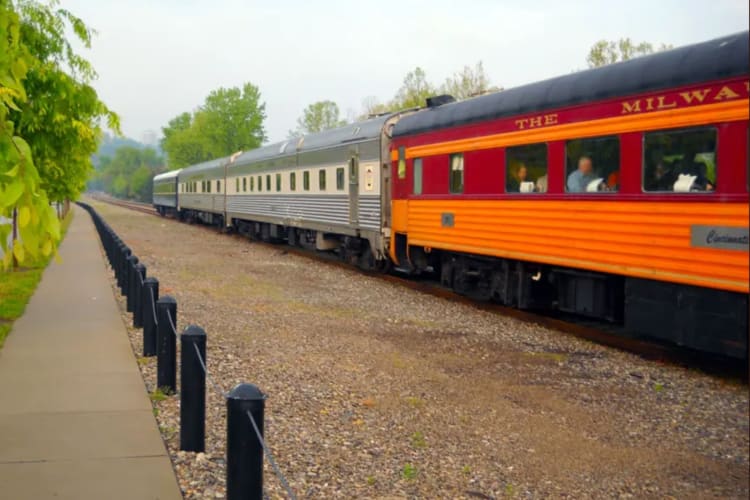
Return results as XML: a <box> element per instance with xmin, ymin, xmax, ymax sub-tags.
<box><xmin>393</xmin><ymin>31</ymin><xmax>749</xmax><ymax>138</ymax></box>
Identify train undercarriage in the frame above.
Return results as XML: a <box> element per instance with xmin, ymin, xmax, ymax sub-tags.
<box><xmin>406</xmin><ymin>245</ymin><xmax>748</xmax><ymax>359</ymax></box>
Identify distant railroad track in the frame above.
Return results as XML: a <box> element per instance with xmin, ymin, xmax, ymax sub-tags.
<box><xmin>88</xmin><ymin>194</ymin><xmax>157</xmax><ymax>215</ymax></box>
<box><xmin>92</xmin><ymin>195</ymin><xmax>748</xmax><ymax>381</ymax></box>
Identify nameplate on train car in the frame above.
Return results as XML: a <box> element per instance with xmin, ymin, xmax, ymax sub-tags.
<box><xmin>690</xmin><ymin>225</ymin><xmax>749</xmax><ymax>251</ymax></box>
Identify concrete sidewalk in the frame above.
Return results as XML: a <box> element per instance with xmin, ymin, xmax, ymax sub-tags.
<box><xmin>0</xmin><ymin>205</ymin><xmax>182</xmax><ymax>499</ymax></box>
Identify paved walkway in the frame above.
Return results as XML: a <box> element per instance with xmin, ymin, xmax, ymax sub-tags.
<box><xmin>0</xmin><ymin>205</ymin><xmax>182</xmax><ymax>499</ymax></box>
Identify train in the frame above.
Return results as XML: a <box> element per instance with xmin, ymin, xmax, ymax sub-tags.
<box><xmin>153</xmin><ymin>31</ymin><xmax>749</xmax><ymax>359</ymax></box>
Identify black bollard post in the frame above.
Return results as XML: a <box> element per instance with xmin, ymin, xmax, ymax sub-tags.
<box><xmin>180</xmin><ymin>325</ymin><xmax>206</xmax><ymax>452</ymax></box>
<box><xmin>133</xmin><ymin>264</ymin><xmax>146</xmax><ymax>328</ymax></box>
<box><xmin>126</xmin><ymin>255</ymin><xmax>138</xmax><ymax>311</ymax></box>
<box><xmin>156</xmin><ymin>296</ymin><xmax>177</xmax><ymax>393</ymax></box>
<box><xmin>118</xmin><ymin>245</ymin><xmax>130</xmax><ymax>292</ymax></box>
<box><xmin>142</xmin><ymin>277</ymin><xmax>159</xmax><ymax>356</ymax></box>
<box><xmin>226</xmin><ymin>383</ymin><xmax>266</xmax><ymax>500</ymax></box>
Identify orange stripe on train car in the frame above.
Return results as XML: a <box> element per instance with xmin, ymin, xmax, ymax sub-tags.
<box><xmin>402</xmin><ymin>99</ymin><xmax>749</xmax><ymax>159</ymax></box>
<box><xmin>403</xmin><ymin>199</ymin><xmax>749</xmax><ymax>293</ymax></box>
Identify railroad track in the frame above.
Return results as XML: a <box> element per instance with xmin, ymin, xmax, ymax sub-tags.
<box><xmin>88</xmin><ymin>193</ymin><xmax>158</xmax><ymax>215</ymax></box>
<box><xmin>93</xmin><ymin>195</ymin><xmax>748</xmax><ymax>381</ymax></box>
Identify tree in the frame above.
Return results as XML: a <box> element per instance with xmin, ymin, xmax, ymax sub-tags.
<box><xmin>587</xmin><ymin>38</ymin><xmax>673</xmax><ymax>68</ymax></box>
<box><xmin>1</xmin><ymin>0</ymin><xmax>117</xmax><ymax>268</ymax></box>
<box><xmin>393</xmin><ymin>67</ymin><xmax>435</xmax><ymax>110</ymax></box>
<box><xmin>356</xmin><ymin>96</ymin><xmax>391</xmax><ymax>121</ymax></box>
<box><xmin>161</xmin><ymin>83</ymin><xmax>267</xmax><ymax>169</ymax></box>
<box><xmin>290</xmin><ymin>100</ymin><xmax>346</xmax><ymax>137</ymax></box>
<box><xmin>90</xmin><ymin>146</ymin><xmax>164</xmax><ymax>202</ymax></box>
<box><xmin>439</xmin><ymin>61</ymin><xmax>495</xmax><ymax>100</ymax></box>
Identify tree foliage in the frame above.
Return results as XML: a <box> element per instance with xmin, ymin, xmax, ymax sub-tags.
<box><xmin>355</xmin><ymin>61</ymin><xmax>497</xmax><ymax>120</ymax></box>
<box><xmin>89</xmin><ymin>146</ymin><xmax>164</xmax><ymax>202</ymax></box>
<box><xmin>587</xmin><ymin>38</ymin><xmax>673</xmax><ymax>68</ymax></box>
<box><xmin>394</xmin><ymin>67</ymin><xmax>435</xmax><ymax>110</ymax></box>
<box><xmin>1</xmin><ymin>0</ymin><xmax>117</xmax><ymax>269</ymax></box>
<box><xmin>440</xmin><ymin>61</ymin><xmax>494</xmax><ymax>100</ymax></box>
<box><xmin>161</xmin><ymin>83</ymin><xmax>266</xmax><ymax>169</ymax></box>
<box><xmin>289</xmin><ymin>100</ymin><xmax>346</xmax><ymax>137</ymax></box>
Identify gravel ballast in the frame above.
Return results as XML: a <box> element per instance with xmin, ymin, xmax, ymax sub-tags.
<box><xmin>90</xmin><ymin>200</ymin><xmax>749</xmax><ymax>499</ymax></box>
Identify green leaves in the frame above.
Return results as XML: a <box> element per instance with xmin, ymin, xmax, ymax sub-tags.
<box><xmin>291</xmin><ymin>100</ymin><xmax>347</xmax><ymax>137</ymax></box>
<box><xmin>161</xmin><ymin>82</ymin><xmax>267</xmax><ymax>168</ymax></box>
<box><xmin>0</xmin><ymin>1</ymin><xmax>113</xmax><ymax>269</ymax></box>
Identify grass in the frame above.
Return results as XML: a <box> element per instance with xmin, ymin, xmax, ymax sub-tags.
<box><xmin>0</xmin><ymin>210</ymin><xmax>73</xmax><ymax>350</ymax></box>
<box><xmin>401</xmin><ymin>463</ymin><xmax>418</xmax><ymax>481</ymax></box>
<box><xmin>149</xmin><ymin>387</ymin><xmax>171</xmax><ymax>402</ymax></box>
<box><xmin>411</xmin><ymin>431</ymin><xmax>427</xmax><ymax>448</ymax></box>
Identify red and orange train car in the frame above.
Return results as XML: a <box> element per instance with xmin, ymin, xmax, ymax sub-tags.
<box><xmin>389</xmin><ymin>31</ymin><xmax>749</xmax><ymax>357</ymax></box>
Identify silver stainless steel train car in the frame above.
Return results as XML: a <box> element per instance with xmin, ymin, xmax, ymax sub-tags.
<box><xmin>152</xmin><ymin>169</ymin><xmax>181</xmax><ymax>215</ymax></box>
<box><xmin>169</xmin><ymin>113</ymin><xmax>404</xmax><ymax>270</ymax></box>
<box><xmin>175</xmin><ymin>157</ymin><xmax>231</xmax><ymax>225</ymax></box>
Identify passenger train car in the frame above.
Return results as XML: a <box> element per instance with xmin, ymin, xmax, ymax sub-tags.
<box><xmin>156</xmin><ymin>114</ymin><xmax>406</xmax><ymax>269</ymax></box>
<box><xmin>390</xmin><ymin>31</ymin><xmax>749</xmax><ymax>358</ymax></box>
<box><xmin>152</xmin><ymin>169</ymin><xmax>181</xmax><ymax>215</ymax></box>
<box><xmin>154</xmin><ymin>31</ymin><xmax>749</xmax><ymax>358</ymax></box>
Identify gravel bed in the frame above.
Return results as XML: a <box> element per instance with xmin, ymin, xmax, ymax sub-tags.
<box><xmin>89</xmin><ymin>200</ymin><xmax>749</xmax><ymax>499</ymax></box>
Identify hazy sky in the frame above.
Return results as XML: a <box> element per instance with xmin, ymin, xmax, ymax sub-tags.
<box><xmin>62</xmin><ymin>0</ymin><xmax>749</xmax><ymax>145</ymax></box>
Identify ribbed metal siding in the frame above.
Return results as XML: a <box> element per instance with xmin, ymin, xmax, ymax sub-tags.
<box><xmin>358</xmin><ymin>195</ymin><xmax>381</xmax><ymax>229</ymax></box>
<box><xmin>180</xmin><ymin>194</ymin><xmax>224</xmax><ymax>213</ymax></box>
<box><xmin>228</xmin><ymin>195</ymin><xmax>349</xmax><ymax>226</ymax></box>
<box><xmin>153</xmin><ymin>194</ymin><xmax>176</xmax><ymax>208</ymax></box>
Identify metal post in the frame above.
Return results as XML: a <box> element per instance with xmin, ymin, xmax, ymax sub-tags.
<box><xmin>156</xmin><ymin>296</ymin><xmax>177</xmax><ymax>393</ymax></box>
<box><xmin>142</xmin><ymin>277</ymin><xmax>159</xmax><ymax>356</ymax></box>
<box><xmin>180</xmin><ymin>325</ymin><xmax>206</xmax><ymax>452</ymax></box>
<box><xmin>118</xmin><ymin>245</ymin><xmax>130</xmax><ymax>292</ymax></box>
<box><xmin>133</xmin><ymin>264</ymin><xmax>146</xmax><ymax>328</ymax></box>
<box><xmin>226</xmin><ymin>383</ymin><xmax>266</xmax><ymax>500</ymax></box>
<box><xmin>126</xmin><ymin>255</ymin><xmax>138</xmax><ymax>312</ymax></box>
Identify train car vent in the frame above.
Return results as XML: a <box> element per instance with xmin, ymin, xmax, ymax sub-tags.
<box><xmin>426</xmin><ymin>94</ymin><xmax>456</xmax><ymax>108</ymax></box>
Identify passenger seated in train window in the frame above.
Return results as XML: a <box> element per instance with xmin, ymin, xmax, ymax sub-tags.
<box><xmin>535</xmin><ymin>174</ymin><xmax>548</xmax><ymax>193</ymax></box>
<box><xmin>506</xmin><ymin>164</ymin><xmax>532</xmax><ymax>192</ymax></box>
<box><xmin>676</xmin><ymin>147</ymin><xmax>715</xmax><ymax>191</ymax></box>
<box><xmin>644</xmin><ymin>160</ymin><xmax>676</xmax><ymax>192</ymax></box>
<box><xmin>506</xmin><ymin>143</ymin><xmax>547</xmax><ymax>194</ymax></box>
<box><xmin>566</xmin><ymin>156</ymin><xmax>598</xmax><ymax>192</ymax></box>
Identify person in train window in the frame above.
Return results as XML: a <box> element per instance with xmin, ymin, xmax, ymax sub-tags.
<box><xmin>507</xmin><ymin>164</ymin><xmax>530</xmax><ymax>192</ymax></box>
<box><xmin>645</xmin><ymin>161</ymin><xmax>675</xmax><ymax>191</ymax></box>
<box><xmin>567</xmin><ymin>155</ymin><xmax>597</xmax><ymax>192</ymax></box>
<box><xmin>677</xmin><ymin>147</ymin><xmax>714</xmax><ymax>191</ymax></box>
<box><xmin>535</xmin><ymin>174</ymin><xmax>548</xmax><ymax>193</ymax></box>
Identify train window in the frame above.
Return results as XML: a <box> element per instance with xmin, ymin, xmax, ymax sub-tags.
<box><xmin>319</xmin><ymin>169</ymin><xmax>326</xmax><ymax>190</ymax></box>
<box><xmin>413</xmin><ymin>158</ymin><xmax>423</xmax><ymax>195</ymax></box>
<box><xmin>276</xmin><ymin>173</ymin><xmax>281</xmax><ymax>192</ymax></box>
<box><xmin>336</xmin><ymin>168</ymin><xmax>344</xmax><ymax>190</ymax></box>
<box><xmin>506</xmin><ymin>143</ymin><xmax>548</xmax><ymax>193</ymax></box>
<box><xmin>398</xmin><ymin>146</ymin><xmax>406</xmax><ymax>179</ymax></box>
<box><xmin>449</xmin><ymin>153</ymin><xmax>464</xmax><ymax>194</ymax></box>
<box><xmin>303</xmin><ymin>171</ymin><xmax>310</xmax><ymax>191</ymax></box>
<box><xmin>565</xmin><ymin>136</ymin><xmax>620</xmax><ymax>193</ymax></box>
<box><xmin>257</xmin><ymin>176</ymin><xmax>262</xmax><ymax>192</ymax></box>
<box><xmin>266</xmin><ymin>175</ymin><xmax>271</xmax><ymax>191</ymax></box>
<box><xmin>290</xmin><ymin>172</ymin><xmax>296</xmax><ymax>191</ymax></box>
<box><xmin>643</xmin><ymin>127</ymin><xmax>717</xmax><ymax>192</ymax></box>
<box><xmin>243</xmin><ymin>177</ymin><xmax>247</xmax><ymax>192</ymax></box>
<box><xmin>250</xmin><ymin>176</ymin><xmax>254</xmax><ymax>191</ymax></box>
<box><xmin>207</xmin><ymin>181</ymin><xmax>211</xmax><ymax>193</ymax></box>
<box><xmin>216</xmin><ymin>180</ymin><xmax>221</xmax><ymax>193</ymax></box>
<box><xmin>235</xmin><ymin>178</ymin><xmax>239</xmax><ymax>193</ymax></box>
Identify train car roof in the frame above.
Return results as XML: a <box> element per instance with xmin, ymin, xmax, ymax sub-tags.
<box><xmin>297</xmin><ymin>115</ymin><xmax>392</xmax><ymax>152</ymax></box>
<box><xmin>178</xmin><ymin>156</ymin><xmax>229</xmax><ymax>178</ymax></box>
<box><xmin>230</xmin><ymin>141</ymin><xmax>296</xmax><ymax>168</ymax></box>
<box><xmin>153</xmin><ymin>169</ymin><xmax>182</xmax><ymax>182</ymax></box>
<box><xmin>393</xmin><ymin>31</ymin><xmax>749</xmax><ymax>138</ymax></box>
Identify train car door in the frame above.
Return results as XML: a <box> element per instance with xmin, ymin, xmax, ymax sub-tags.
<box><xmin>348</xmin><ymin>152</ymin><xmax>359</xmax><ymax>226</ymax></box>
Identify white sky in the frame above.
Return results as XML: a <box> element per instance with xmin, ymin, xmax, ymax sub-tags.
<box><xmin>61</xmin><ymin>0</ymin><xmax>749</xmax><ymax>145</ymax></box>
